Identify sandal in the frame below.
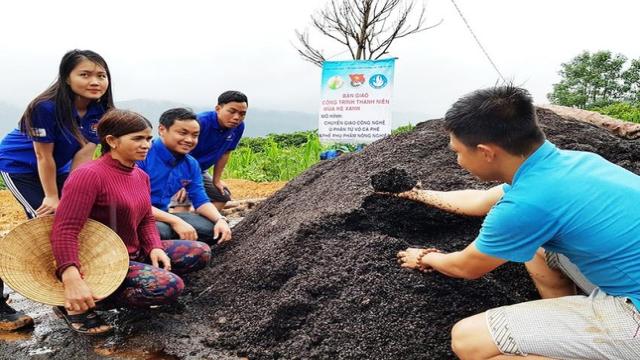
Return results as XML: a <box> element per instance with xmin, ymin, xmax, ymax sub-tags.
<box><xmin>53</xmin><ymin>306</ymin><xmax>113</xmax><ymax>336</ymax></box>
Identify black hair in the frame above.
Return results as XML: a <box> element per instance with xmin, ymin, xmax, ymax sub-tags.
<box><xmin>444</xmin><ymin>85</ymin><xmax>545</xmax><ymax>156</ymax></box>
<box><xmin>158</xmin><ymin>107</ymin><xmax>198</xmax><ymax>129</ymax></box>
<box><xmin>20</xmin><ymin>49</ymin><xmax>115</xmax><ymax>144</ymax></box>
<box><xmin>217</xmin><ymin>90</ymin><xmax>248</xmax><ymax>106</ymax></box>
<box><xmin>98</xmin><ymin>110</ymin><xmax>152</xmax><ymax>155</ymax></box>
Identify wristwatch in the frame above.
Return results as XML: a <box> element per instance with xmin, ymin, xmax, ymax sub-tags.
<box><xmin>216</xmin><ymin>216</ymin><xmax>228</xmax><ymax>223</ymax></box>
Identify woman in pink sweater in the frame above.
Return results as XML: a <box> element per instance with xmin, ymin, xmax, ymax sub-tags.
<box><xmin>51</xmin><ymin>110</ymin><xmax>211</xmax><ymax>335</ymax></box>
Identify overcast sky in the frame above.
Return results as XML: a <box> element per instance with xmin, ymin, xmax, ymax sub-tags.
<box><xmin>2</xmin><ymin>0</ymin><xmax>639</xmax><ymax>121</ymax></box>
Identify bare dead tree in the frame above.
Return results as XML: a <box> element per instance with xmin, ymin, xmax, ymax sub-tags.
<box><xmin>294</xmin><ymin>0</ymin><xmax>442</xmax><ymax>67</ymax></box>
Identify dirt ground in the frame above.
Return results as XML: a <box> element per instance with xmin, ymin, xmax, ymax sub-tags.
<box><xmin>1</xmin><ymin>107</ymin><xmax>639</xmax><ymax>359</ymax></box>
<box><xmin>0</xmin><ymin>191</ymin><xmax>26</xmax><ymax>236</ymax></box>
<box><xmin>0</xmin><ymin>179</ymin><xmax>285</xmax><ymax>359</ymax></box>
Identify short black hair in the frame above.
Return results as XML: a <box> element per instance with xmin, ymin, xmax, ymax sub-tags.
<box><xmin>159</xmin><ymin>107</ymin><xmax>198</xmax><ymax>129</ymax></box>
<box><xmin>444</xmin><ymin>85</ymin><xmax>545</xmax><ymax>156</ymax></box>
<box><xmin>217</xmin><ymin>90</ymin><xmax>248</xmax><ymax>106</ymax></box>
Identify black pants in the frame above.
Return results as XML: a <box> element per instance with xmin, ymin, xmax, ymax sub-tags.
<box><xmin>0</xmin><ymin>171</ymin><xmax>67</xmax><ymax>219</ymax></box>
<box><xmin>156</xmin><ymin>212</ymin><xmax>217</xmax><ymax>245</ymax></box>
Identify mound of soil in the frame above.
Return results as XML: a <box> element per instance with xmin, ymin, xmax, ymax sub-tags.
<box><xmin>370</xmin><ymin>168</ymin><xmax>417</xmax><ymax>193</ymax></box>
<box><xmin>159</xmin><ymin>108</ymin><xmax>639</xmax><ymax>359</ymax></box>
<box><xmin>2</xmin><ymin>108</ymin><xmax>639</xmax><ymax>360</ymax></box>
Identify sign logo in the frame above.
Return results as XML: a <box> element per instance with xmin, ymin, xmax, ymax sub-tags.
<box><xmin>30</xmin><ymin>128</ymin><xmax>47</xmax><ymax>137</ymax></box>
<box><xmin>349</xmin><ymin>74</ymin><xmax>365</xmax><ymax>87</ymax></box>
<box><xmin>369</xmin><ymin>74</ymin><xmax>388</xmax><ymax>89</ymax></box>
<box><xmin>327</xmin><ymin>76</ymin><xmax>344</xmax><ymax>90</ymax></box>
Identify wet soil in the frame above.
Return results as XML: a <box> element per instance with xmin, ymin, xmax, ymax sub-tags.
<box><xmin>370</xmin><ymin>168</ymin><xmax>417</xmax><ymax>193</ymax></box>
<box><xmin>2</xmin><ymin>108</ymin><xmax>639</xmax><ymax>359</ymax></box>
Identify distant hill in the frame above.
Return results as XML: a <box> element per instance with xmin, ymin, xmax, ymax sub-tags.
<box><xmin>0</xmin><ymin>101</ymin><xmax>22</xmax><ymax>136</ymax></box>
<box><xmin>0</xmin><ymin>99</ymin><xmax>424</xmax><ymax>138</ymax></box>
<box><xmin>108</xmin><ymin>99</ymin><xmax>319</xmax><ymax>138</ymax></box>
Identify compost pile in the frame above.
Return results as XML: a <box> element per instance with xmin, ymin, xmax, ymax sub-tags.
<box><xmin>160</xmin><ymin>108</ymin><xmax>640</xmax><ymax>359</ymax></box>
<box><xmin>2</xmin><ymin>108</ymin><xmax>639</xmax><ymax>360</ymax></box>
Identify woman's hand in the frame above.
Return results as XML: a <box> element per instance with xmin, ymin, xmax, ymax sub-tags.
<box><xmin>213</xmin><ymin>218</ymin><xmax>232</xmax><ymax>244</ymax></box>
<box><xmin>150</xmin><ymin>248</ymin><xmax>171</xmax><ymax>271</ymax></box>
<box><xmin>36</xmin><ymin>196</ymin><xmax>59</xmax><ymax>216</ymax></box>
<box><xmin>61</xmin><ymin>266</ymin><xmax>100</xmax><ymax>312</ymax></box>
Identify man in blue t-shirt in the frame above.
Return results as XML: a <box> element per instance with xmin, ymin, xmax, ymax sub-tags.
<box><xmin>137</xmin><ymin>108</ymin><xmax>231</xmax><ymax>245</ymax></box>
<box><xmin>172</xmin><ymin>91</ymin><xmax>248</xmax><ymax>212</ymax></box>
<box><xmin>395</xmin><ymin>86</ymin><xmax>640</xmax><ymax>359</ymax></box>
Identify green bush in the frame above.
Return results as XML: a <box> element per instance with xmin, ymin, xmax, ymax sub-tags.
<box><xmin>224</xmin><ymin>132</ymin><xmax>324</xmax><ymax>182</ymax></box>
<box><xmin>392</xmin><ymin>123</ymin><xmax>415</xmax><ymax>135</ymax></box>
<box><xmin>237</xmin><ymin>130</ymin><xmax>318</xmax><ymax>153</ymax></box>
<box><xmin>590</xmin><ymin>102</ymin><xmax>640</xmax><ymax>124</ymax></box>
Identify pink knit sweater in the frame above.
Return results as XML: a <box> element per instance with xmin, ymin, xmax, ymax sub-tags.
<box><xmin>51</xmin><ymin>155</ymin><xmax>163</xmax><ymax>277</ymax></box>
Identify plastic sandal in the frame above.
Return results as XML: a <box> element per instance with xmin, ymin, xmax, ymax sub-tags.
<box><xmin>53</xmin><ymin>306</ymin><xmax>112</xmax><ymax>336</ymax></box>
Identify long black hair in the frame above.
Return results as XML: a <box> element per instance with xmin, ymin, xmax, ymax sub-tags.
<box><xmin>19</xmin><ymin>49</ymin><xmax>115</xmax><ymax>144</ymax></box>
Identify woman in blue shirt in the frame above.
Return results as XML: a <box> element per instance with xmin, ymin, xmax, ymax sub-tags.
<box><xmin>0</xmin><ymin>49</ymin><xmax>114</xmax><ymax>331</ymax></box>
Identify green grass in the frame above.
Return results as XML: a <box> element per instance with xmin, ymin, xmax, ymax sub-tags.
<box><xmin>392</xmin><ymin>123</ymin><xmax>415</xmax><ymax>135</ymax></box>
<box><xmin>0</xmin><ymin>176</ymin><xmax>5</xmax><ymax>190</ymax></box>
<box><xmin>590</xmin><ymin>102</ymin><xmax>640</xmax><ymax>124</ymax></box>
<box><xmin>223</xmin><ymin>125</ymin><xmax>416</xmax><ymax>182</ymax></box>
<box><xmin>223</xmin><ymin>132</ymin><xmax>325</xmax><ymax>182</ymax></box>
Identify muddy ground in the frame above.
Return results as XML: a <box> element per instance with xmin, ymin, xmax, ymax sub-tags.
<box><xmin>0</xmin><ymin>180</ymin><xmax>285</xmax><ymax>359</ymax></box>
<box><xmin>1</xmin><ymin>108</ymin><xmax>639</xmax><ymax>359</ymax></box>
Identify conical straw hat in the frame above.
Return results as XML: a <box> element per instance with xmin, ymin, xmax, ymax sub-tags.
<box><xmin>0</xmin><ymin>216</ymin><xmax>129</xmax><ymax>306</ymax></box>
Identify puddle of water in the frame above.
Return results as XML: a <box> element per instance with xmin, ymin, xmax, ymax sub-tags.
<box><xmin>0</xmin><ymin>328</ymin><xmax>33</xmax><ymax>342</ymax></box>
<box><xmin>28</xmin><ymin>346</ymin><xmax>54</xmax><ymax>356</ymax></box>
<box><xmin>94</xmin><ymin>346</ymin><xmax>179</xmax><ymax>360</ymax></box>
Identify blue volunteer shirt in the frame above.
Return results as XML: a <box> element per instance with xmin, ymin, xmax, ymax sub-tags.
<box><xmin>137</xmin><ymin>139</ymin><xmax>210</xmax><ymax>212</ymax></box>
<box><xmin>475</xmin><ymin>140</ymin><xmax>640</xmax><ymax>308</ymax></box>
<box><xmin>190</xmin><ymin>111</ymin><xmax>244</xmax><ymax>172</ymax></box>
<box><xmin>0</xmin><ymin>100</ymin><xmax>104</xmax><ymax>174</ymax></box>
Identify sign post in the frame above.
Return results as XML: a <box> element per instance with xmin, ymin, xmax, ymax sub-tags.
<box><xmin>318</xmin><ymin>58</ymin><xmax>395</xmax><ymax>144</ymax></box>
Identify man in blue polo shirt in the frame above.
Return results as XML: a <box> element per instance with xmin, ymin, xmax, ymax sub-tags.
<box><xmin>172</xmin><ymin>91</ymin><xmax>248</xmax><ymax>211</ymax></box>
<box><xmin>137</xmin><ymin>108</ymin><xmax>231</xmax><ymax>245</ymax></box>
<box><xmin>395</xmin><ymin>86</ymin><xmax>640</xmax><ymax>359</ymax></box>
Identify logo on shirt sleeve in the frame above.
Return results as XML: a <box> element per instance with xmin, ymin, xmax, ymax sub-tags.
<box><xmin>181</xmin><ymin>179</ymin><xmax>192</xmax><ymax>187</ymax></box>
<box><xmin>30</xmin><ymin>128</ymin><xmax>47</xmax><ymax>137</ymax></box>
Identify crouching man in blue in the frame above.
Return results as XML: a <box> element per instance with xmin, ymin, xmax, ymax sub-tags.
<box><xmin>395</xmin><ymin>86</ymin><xmax>640</xmax><ymax>359</ymax></box>
<box><xmin>172</xmin><ymin>91</ymin><xmax>248</xmax><ymax>212</ymax></box>
<box><xmin>137</xmin><ymin>108</ymin><xmax>232</xmax><ymax>245</ymax></box>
